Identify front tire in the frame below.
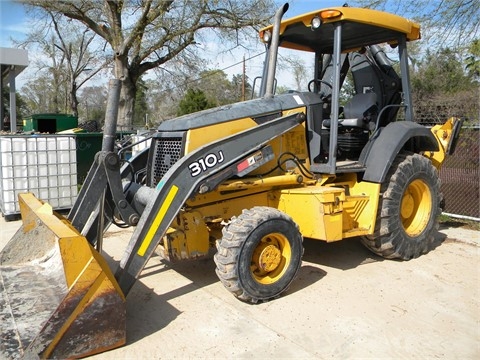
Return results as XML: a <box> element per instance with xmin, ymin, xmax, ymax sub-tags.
<box><xmin>214</xmin><ymin>207</ymin><xmax>303</xmax><ymax>303</ymax></box>
<box><xmin>361</xmin><ymin>153</ymin><xmax>442</xmax><ymax>260</ymax></box>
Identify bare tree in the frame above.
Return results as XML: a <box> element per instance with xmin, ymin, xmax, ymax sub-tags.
<box><xmin>48</xmin><ymin>13</ymin><xmax>109</xmax><ymax>117</ymax></box>
<box><xmin>18</xmin><ymin>28</ymin><xmax>67</xmax><ymax>113</ymax></box>
<box><xmin>280</xmin><ymin>56</ymin><xmax>308</xmax><ymax>91</ymax></box>
<box><xmin>21</xmin><ymin>73</ymin><xmax>61</xmax><ymax>113</ymax></box>
<box><xmin>18</xmin><ymin>0</ymin><xmax>275</xmax><ymax>128</ymax></box>
<box><xmin>78</xmin><ymin>85</ymin><xmax>108</xmax><ymax>123</ymax></box>
<box><xmin>354</xmin><ymin>0</ymin><xmax>479</xmax><ymax>49</ymax></box>
<box><xmin>15</xmin><ymin>7</ymin><xmax>110</xmax><ymax>116</ymax></box>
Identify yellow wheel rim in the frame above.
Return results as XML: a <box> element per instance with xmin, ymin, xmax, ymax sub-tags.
<box><xmin>401</xmin><ymin>179</ymin><xmax>432</xmax><ymax>237</ymax></box>
<box><xmin>251</xmin><ymin>233</ymin><xmax>291</xmax><ymax>284</ymax></box>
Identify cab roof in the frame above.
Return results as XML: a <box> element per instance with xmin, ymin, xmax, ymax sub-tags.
<box><xmin>259</xmin><ymin>6</ymin><xmax>421</xmax><ymax>53</ymax></box>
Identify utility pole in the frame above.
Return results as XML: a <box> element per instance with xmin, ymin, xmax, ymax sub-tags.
<box><xmin>242</xmin><ymin>55</ymin><xmax>246</xmax><ymax>102</ymax></box>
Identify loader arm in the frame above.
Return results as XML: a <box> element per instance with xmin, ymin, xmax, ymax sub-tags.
<box><xmin>67</xmin><ymin>151</ymin><xmax>141</xmax><ymax>246</ymax></box>
<box><xmin>115</xmin><ymin>112</ymin><xmax>306</xmax><ymax>295</ymax></box>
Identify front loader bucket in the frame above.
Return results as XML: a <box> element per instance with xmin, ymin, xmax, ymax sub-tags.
<box><xmin>0</xmin><ymin>193</ymin><xmax>126</xmax><ymax>359</ymax></box>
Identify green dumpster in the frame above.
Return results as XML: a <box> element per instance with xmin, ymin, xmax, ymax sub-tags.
<box><xmin>75</xmin><ymin>133</ymin><xmax>103</xmax><ymax>184</ymax></box>
<box><xmin>75</xmin><ymin>131</ymin><xmax>134</xmax><ymax>184</ymax></box>
<box><xmin>23</xmin><ymin>114</ymin><xmax>78</xmax><ymax>133</ymax></box>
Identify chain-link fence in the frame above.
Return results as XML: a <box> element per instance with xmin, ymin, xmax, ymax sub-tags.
<box><xmin>404</xmin><ymin>91</ymin><xmax>480</xmax><ymax>219</ymax></box>
<box><xmin>439</xmin><ymin>127</ymin><xmax>479</xmax><ymax>218</ymax></box>
<box><xmin>395</xmin><ymin>91</ymin><xmax>479</xmax><ymax>218</ymax></box>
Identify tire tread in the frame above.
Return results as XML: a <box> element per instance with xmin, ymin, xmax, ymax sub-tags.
<box><xmin>214</xmin><ymin>206</ymin><xmax>303</xmax><ymax>303</ymax></box>
<box><xmin>361</xmin><ymin>152</ymin><xmax>441</xmax><ymax>260</ymax></box>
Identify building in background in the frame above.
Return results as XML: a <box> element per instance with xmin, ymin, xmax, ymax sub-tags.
<box><xmin>0</xmin><ymin>47</ymin><xmax>29</xmax><ymax>132</ymax></box>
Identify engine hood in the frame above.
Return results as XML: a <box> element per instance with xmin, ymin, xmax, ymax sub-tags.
<box><xmin>157</xmin><ymin>93</ymin><xmax>317</xmax><ymax>132</ymax></box>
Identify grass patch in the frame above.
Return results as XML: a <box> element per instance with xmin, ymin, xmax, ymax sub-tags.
<box><xmin>439</xmin><ymin>214</ymin><xmax>480</xmax><ymax>231</ymax></box>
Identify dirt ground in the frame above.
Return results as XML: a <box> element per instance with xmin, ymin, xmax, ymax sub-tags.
<box><xmin>1</xmin><ymin>217</ymin><xmax>479</xmax><ymax>359</ymax></box>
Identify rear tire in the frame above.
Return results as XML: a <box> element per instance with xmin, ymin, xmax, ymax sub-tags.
<box><xmin>361</xmin><ymin>152</ymin><xmax>441</xmax><ymax>260</ymax></box>
<box><xmin>214</xmin><ymin>207</ymin><xmax>303</xmax><ymax>303</ymax></box>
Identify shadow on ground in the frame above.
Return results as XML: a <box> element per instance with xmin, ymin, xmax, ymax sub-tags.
<box><xmin>101</xmin><ymin>230</ymin><xmax>449</xmax><ymax>347</ymax></box>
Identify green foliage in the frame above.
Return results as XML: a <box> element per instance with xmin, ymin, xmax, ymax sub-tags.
<box><xmin>174</xmin><ymin>70</ymin><xmax>253</xmax><ymax>117</ymax></box>
<box><xmin>2</xmin><ymin>85</ymin><xmax>30</xmax><ymax>122</ymax></box>
<box><xmin>191</xmin><ymin>70</ymin><xmax>253</xmax><ymax>105</ymax></box>
<box><xmin>275</xmin><ymin>85</ymin><xmax>290</xmax><ymax>95</ymax></box>
<box><xmin>465</xmin><ymin>39</ymin><xmax>480</xmax><ymax>79</ymax></box>
<box><xmin>195</xmin><ymin>70</ymin><xmax>232</xmax><ymax>106</ymax></box>
<box><xmin>411</xmin><ymin>48</ymin><xmax>476</xmax><ymax>98</ymax></box>
<box><xmin>177</xmin><ymin>88</ymin><xmax>216</xmax><ymax>116</ymax></box>
<box><xmin>231</xmin><ymin>74</ymin><xmax>253</xmax><ymax>101</ymax></box>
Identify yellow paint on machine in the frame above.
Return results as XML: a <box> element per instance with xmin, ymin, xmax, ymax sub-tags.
<box><xmin>137</xmin><ymin>185</ymin><xmax>179</xmax><ymax>256</ymax></box>
<box><xmin>271</xmin><ymin>178</ymin><xmax>381</xmax><ymax>241</ymax></box>
<box><xmin>274</xmin><ymin>186</ymin><xmax>346</xmax><ymax>241</ymax></box>
<box><xmin>425</xmin><ymin>117</ymin><xmax>461</xmax><ymax>169</ymax></box>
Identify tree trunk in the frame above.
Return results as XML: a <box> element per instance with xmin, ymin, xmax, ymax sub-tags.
<box><xmin>70</xmin><ymin>80</ymin><xmax>79</xmax><ymax>117</ymax></box>
<box><xmin>118</xmin><ymin>78</ymin><xmax>136</xmax><ymax>129</ymax></box>
<box><xmin>52</xmin><ymin>69</ymin><xmax>60</xmax><ymax>113</ymax></box>
<box><xmin>114</xmin><ymin>54</ymin><xmax>136</xmax><ymax>129</ymax></box>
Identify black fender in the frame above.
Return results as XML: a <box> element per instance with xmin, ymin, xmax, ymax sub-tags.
<box><xmin>360</xmin><ymin>121</ymin><xmax>438</xmax><ymax>183</ymax></box>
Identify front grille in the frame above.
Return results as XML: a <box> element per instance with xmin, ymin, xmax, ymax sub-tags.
<box><xmin>147</xmin><ymin>133</ymin><xmax>185</xmax><ymax>187</ymax></box>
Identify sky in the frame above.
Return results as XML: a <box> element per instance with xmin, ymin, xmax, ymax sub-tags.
<box><xmin>0</xmin><ymin>0</ymin><xmax>344</xmax><ymax>89</ymax></box>
<box><xmin>0</xmin><ymin>1</ymin><xmax>342</xmax><ymax>46</ymax></box>
<box><xmin>0</xmin><ymin>0</ymin><xmax>29</xmax><ymax>47</ymax></box>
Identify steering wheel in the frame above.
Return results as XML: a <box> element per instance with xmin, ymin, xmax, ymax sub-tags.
<box><xmin>308</xmin><ymin>79</ymin><xmax>333</xmax><ymax>93</ymax></box>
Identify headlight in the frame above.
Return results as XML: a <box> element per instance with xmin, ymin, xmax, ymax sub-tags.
<box><xmin>262</xmin><ymin>30</ymin><xmax>272</xmax><ymax>43</ymax></box>
<box><xmin>311</xmin><ymin>16</ymin><xmax>321</xmax><ymax>29</ymax></box>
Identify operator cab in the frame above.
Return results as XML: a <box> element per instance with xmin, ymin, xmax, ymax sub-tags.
<box><xmin>315</xmin><ymin>46</ymin><xmax>402</xmax><ymax>163</ymax></box>
<box><xmin>258</xmin><ymin>5</ymin><xmax>420</xmax><ymax>174</ymax></box>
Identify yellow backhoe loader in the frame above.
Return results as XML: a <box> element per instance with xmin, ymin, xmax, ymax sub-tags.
<box><xmin>0</xmin><ymin>3</ymin><xmax>462</xmax><ymax>359</ymax></box>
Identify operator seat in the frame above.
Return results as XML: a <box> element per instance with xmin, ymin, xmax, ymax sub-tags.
<box><xmin>323</xmin><ymin>92</ymin><xmax>378</xmax><ymax>129</ymax></box>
